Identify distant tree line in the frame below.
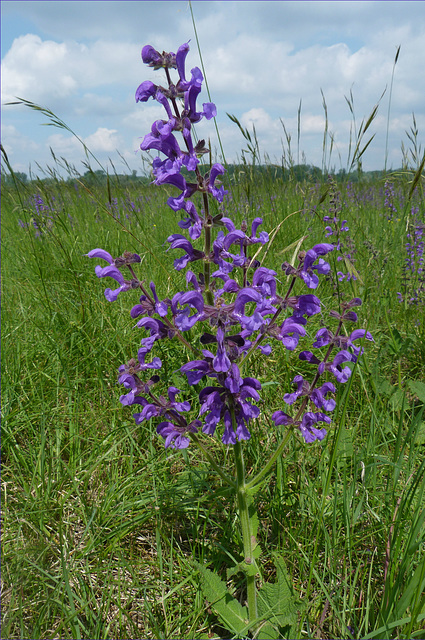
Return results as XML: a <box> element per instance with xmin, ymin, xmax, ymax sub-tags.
<box><xmin>1</xmin><ymin>164</ymin><xmax>407</xmax><ymax>188</ymax></box>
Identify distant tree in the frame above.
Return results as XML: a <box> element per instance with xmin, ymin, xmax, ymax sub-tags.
<box><xmin>1</xmin><ymin>171</ymin><xmax>28</xmax><ymax>185</ymax></box>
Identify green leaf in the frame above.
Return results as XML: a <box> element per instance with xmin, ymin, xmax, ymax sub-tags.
<box><xmin>389</xmin><ymin>388</ymin><xmax>410</xmax><ymax>411</ymax></box>
<box><xmin>227</xmin><ymin>559</ymin><xmax>258</xmax><ymax>579</ymax></box>
<box><xmin>413</xmin><ymin>422</ymin><xmax>425</xmax><ymax>446</ymax></box>
<box><xmin>256</xmin><ymin>554</ymin><xmax>302</xmax><ymax>639</ymax></box>
<box><xmin>408</xmin><ymin>379</ymin><xmax>425</xmax><ymax>403</ymax></box>
<box><xmin>193</xmin><ymin>561</ymin><xmax>249</xmax><ymax>636</ymax></box>
<box><xmin>248</xmin><ymin>499</ymin><xmax>259</xmax><ymax>539</ymax></box>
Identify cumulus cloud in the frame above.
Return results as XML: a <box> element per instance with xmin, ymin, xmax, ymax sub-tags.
<box><xmin>1</xmin><ymin>1</ymin><xmax>424</xmax><ymax>175</ymax></box>
<box><xmin>84</xmin><ymin>127</ymin><xmax>122</xmax><ymax>152</ymax></box>
<box><xmin>1</xmin><ymin>33</ymin><xmax>140</xmax><ymax>106</ymax></box>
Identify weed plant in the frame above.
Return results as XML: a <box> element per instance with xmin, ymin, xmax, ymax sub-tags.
<box><xmin>1</xmin><ymin>40</ymin><xmax>425</xmax><ymax>640</ymax></box>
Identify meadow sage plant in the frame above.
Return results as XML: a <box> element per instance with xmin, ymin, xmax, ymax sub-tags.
<box><xmin>87</xmin><ymin>42</ymin><xmax>373</xmax><ymax>638</ymax></box>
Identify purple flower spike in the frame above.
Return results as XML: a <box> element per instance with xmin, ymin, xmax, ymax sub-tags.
<box><xmin>84</xmin><ymin>40</ymin><xmax>374</xmax><ymax>454</ymax></box>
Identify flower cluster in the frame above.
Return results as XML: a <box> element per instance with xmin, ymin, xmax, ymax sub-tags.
<box><xmin>324</xmin><ymin>177</ymin><xmax>357</xmax><ymax>283</ymax></box>
<box><xmin>87</xmin><ymin>42</ymin><xmax>372</xmax><ymax>450</ymax></box>
<box><xmin>397</xmin><ymin>205</ymin><xmax>425</xmax><ymax>307</ymax></box>
<box><xmin>384</xmin><ymin>180</ymin><xmax>398</xmax><ymax>221</ymax></box>
<box><xmin>18</xmin><ymin>194</ymin><xmax>56</xmax><ymax>237</ymax></box>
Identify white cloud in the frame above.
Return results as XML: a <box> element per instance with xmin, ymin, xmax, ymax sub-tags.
<box><xmin>2</xmin><ymin>35</ymin><xmax>78</xmax><ymax>103</ymax></box>
<box><xmin>1</xmin><ymin>1</ymin><xmax>424</xmax><ymax>174</ymax></box>
<box><xmin>240</xmin><ymin>108</ymin><xmax>276</xmax><ymax>133</ymax></box>
<box><xmin>1</xmin><ymin>33</ymin><xmax>141</xmax><ymax>106</ymax></box>
<box><xmin>84</xmin><ymin>127</ymin><xmax>122</xmax><ymax>152</ymax></box>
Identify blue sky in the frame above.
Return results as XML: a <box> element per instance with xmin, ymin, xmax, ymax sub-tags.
<box><xmin>1</xmin><ymin>1</ymin><xmax>425</xmax><ymax>177</ymax></box>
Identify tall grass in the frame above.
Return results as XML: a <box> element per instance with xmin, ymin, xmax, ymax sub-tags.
<box><xmin>2</xmin><ymin>88</ymin><xmax>425</xmax><ymax>639</ymax></box>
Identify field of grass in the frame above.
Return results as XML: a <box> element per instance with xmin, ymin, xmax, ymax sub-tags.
<box><xmin>1</xmin><ymin>154</ymin><xmax>425</xmax><ymax>639</ymax></box>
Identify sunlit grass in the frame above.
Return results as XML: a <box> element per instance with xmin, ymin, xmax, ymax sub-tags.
<box><xmin>1</xmin><ymin>147</ymin><xmax>425</xmax><ymax>640</ymax></box>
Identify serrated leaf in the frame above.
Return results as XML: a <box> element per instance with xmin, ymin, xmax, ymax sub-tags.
<box><xmin>256</xmin><ymin>554</ymin><xmax>301</xmax><ymax>639</ymax></box>
<box><xmin>193</xmin><ymin>561</ymin><xmax>249</xmax><ymax>636</ymax></box>
<box><xmin>376</xmin><ymin>378</ymin><xmax>394</xmax><ymax>396</ymax></box>
<box><xmin>413</xmin><ymin>422</ymin><xmax>425</xmax><ymax>446</ymax></box>
<box><xmin>389</xmin><ymin>388</ymin><xmax>410</xmax><ymax>411</ymax></box>
<box><xmin>408</xmin><ymin>380</ymin><xmax>425</xmax><ymax>403</ymax></box>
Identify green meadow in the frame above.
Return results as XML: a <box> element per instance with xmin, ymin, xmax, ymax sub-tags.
<box><xmin>1</xmin><ymin>148</ymin><xmax>425</xmax><ymax>639</ymax></box>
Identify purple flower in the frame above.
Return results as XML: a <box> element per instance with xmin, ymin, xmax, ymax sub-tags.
<box><xmin>252</xmin><ymin>267</ymin><xmax>278</xmax><ymax>302</ymax></box>
<box><xmin>272</xmin><ymin>409</ymin><xmax>330</xmax><ymax>443</ymax></box>
<box><xmin>171</xmin><ymin>290</ymin><xmax>204</xmax><ymax>331</ymax></box>
<box><xmin>167</xmin><ymin>234</ymin><xmax>205</xmax><ymax>270</ymax></box>
<box><xmin>313</xmin><ymin>326</ymin><xmax>374</xmax><ymax>357</ymax></box>
<box><xmin>233</xmin><ymin>288</ymin><xmax>264</xmax><ymax>331</ymax></box>
<box><xmin>283</xmin><ymin>375</ymin><xmax>309</xmax><ymax>404</ymax></box>
<box><xmin>198</xmin><ymin>373</ymin><xmax>261</xmax><ymax>444</ymax></box>
<box><xmin>205</xmin><ymin>164</ymin><xmax>227</xmax><ymax>202</ymax></box>
<box><xmin>283</xmin><ymin>244</ymin><xmax>334</xmax><ymax>290</ymax></box>
<box><xmin>278</xmin><ymin>317</ymin><xmax>307</xmax><ymax>350</ymax></box>
<box><xmin>213</xmin><ymin>326</ymin><xmax>231</xmax><ymax>372</ymax></box>
<box><xmin>141</xmin><ymin>123</ymin><xmax>184</xmax><ymax>167</ymax></box>
<box><xmin>282</xmin><ymin>376</ymin><xmax>336</xmax><ymax>412</ymax></box>
<box><xmin>130</xmin><ymin>282</ymin><xmax>170</xmax><ymax>319</ymax></box>
<box><xmin>300</xmin><ymin>243</ymin><xmax>334</xmax><ymax>288</ymax></box>
<box><xmin>224</xmin><ymin>217</ymin><xmax>269</xmax><ymax>251</ymax></box>
<box><xmin>119</xmin><ymin>347</ymin><xmax>162</xmax><ymax>375</ymax></box>
<box><xmin>183</xmin><ymin>66</ymin><xmax>217</xmax><ymax>123</ymax></box>
<box><xmin>175</xmin><ymin>42</ymin><xmax>190</xmax><ymax>89</ymax></box>
<box><xmin>178</xmin><ymin>200</ymin><xmax>203</xmax><ymax>240</ymax></box>
<box><xmin>300</xmin><ymin>412</ymin><xmax>331</xmax><ymax>443</ymax></box>
<box><xmin>132</xmin><ymin>385</ymin><xmax>190</xmax><ymax>425</ymax></box>
<box><xmin>141</xmin><ymin>45</ymin><xmax>176</xmax><ymax>70</ymax></box>
<box><xmin>136</xmin><ymin>317</ymin><xmax>176</xmax><ymax>350</ymax></box>
<box><xmin>310</xmin><ymin>382</ymin><xmax>336</xmax><ymax>411</ymax></box>
<box><xmin>299</xmin><ymin>348</ymin><xmax>354</xmax><ymax>383</ymax></box>
<box><xmin>86</xmin><ymin>248</ymin><xmax>141</xmax><ymax>301</ymax></box>
<box><xmin>118</xmin><ymin>373</ymin><xmax>159</xmax><ymax>407</ymax></box>
<box><xmin>157</xmin><ymin>418</ymin><xmax>201</xmax><ymax>449</ymax></box>
<box><xmin>135</xmin><ymin>80</ymin><xmax>158</xmax><ymax>103</ymax></box>
<box><xmin>181</xmin><ymin>358</ymin><xmax>213</xmax><ymax>385</ymax></box>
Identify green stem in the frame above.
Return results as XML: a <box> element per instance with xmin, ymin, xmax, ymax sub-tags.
<box><xmin>202</xmin><ymin>191</ymin><xmax>215</xmax><ymax>306</ymax></box>
<box><xmin>232</xmin><ymin>435</ymin><xmax>258</xmax><ymax>628</ymax></box>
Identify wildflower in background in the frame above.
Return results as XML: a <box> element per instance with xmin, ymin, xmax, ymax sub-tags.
<box><xmin>384</xmin><ymin>180</ymin><xmax>398</xmax><ymax>221</ymax></box>
<box><xmin>17</xmin><ymin>194</ymin><xmax>56</xmax><ymax>237</ymax></box>
<box><xmin>324</xmin><ymin>177</ymin><xmax>358</xmax><ymax>283</ymax></box>
<box><xmin>398</xmin><ymin>206</ymin><xmax>425</xmax><ymax>306</ymax></box>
